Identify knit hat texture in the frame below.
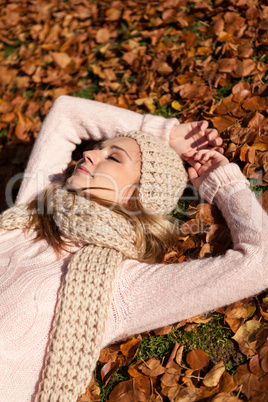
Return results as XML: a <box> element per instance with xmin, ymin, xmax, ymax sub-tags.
<box><xmin>118</xmin><ymin>131</ymin><xmax>188</xmax><ymax>215</ymax></box>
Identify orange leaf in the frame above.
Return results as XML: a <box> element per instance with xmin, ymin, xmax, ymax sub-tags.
<box><xmin>234</xmin><ymin>59</ymin><xmax>256</xmax><ymax>77</ymax></box>
<box><xmin>253</xmin><ymin>136</ymin><xmax>268</xmax><ymax>152</ymax></box>
<box><xmin>232</xmin><ymin>81</ymin><xmax>251</xmax><ymax>103</ymax></box>
<box><xmin>120</xmin><ymin>339</ymin><xmax>140</xmax><ymax>358</ymax></box>
<box><xmin>156</xmin><ymin>62</ymin><xmax>173</xmax><ymax>75</ymax></box>
<box><xmin>50</xmin><ymin>52</ymin><xmax>72</xmax><ymax>69</ymax></box>
<box><xmin>218</xmin><ymin>58</ymin><xmax>236</xmax><ymax>73</ymax></box>
<box><xmin>15</xmin><ymin>112</ymin><xmax>34</xmax><ymax>142</ymax></box>
<box><xmin>105</xmin><ymin>8</ymin><xmax>121</xmax><ymax>21</ymax></box>
<box><xmin>212</xmin><ymin>115</ymin><xmax>236</xmax><ymax>132</ymax></box>
<box><xmin>96</xmin><ymin>28</ymin><xmax>110</xmax><ymax>44</ymax></box>
<box><xmin>243</xmin><ymin>96</ymin><xmax>267</xmax><ymax>111</ymax></box>
<box><xmin>219</xmin><ymin>372</ymin><xmax>236</xmax><ymax>393</ymax></box>
<box><xmin>196</xmin><ymin>203</ymin><xmax>223</xmax><ymax>225</ymax></box>
<box><xmin>186</xmin><ymin>350</ymin><xmax>209</xmax><ymax>370</ymax></box>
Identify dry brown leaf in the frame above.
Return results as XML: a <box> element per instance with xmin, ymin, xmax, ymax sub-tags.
<box><xmin>212</xmin><ymin>115</ymin><xmax>236</xmax><ymax>131</ymax></box>
<box><xmin>196</xmin><ymin>204</ymin><xmax>223</xmax><ymax>225</ymax></box>
<box><xmin>15</xmin><ymin>112</ymin><xmax>34</xmax><ymax>142</ymax></box>
<box><xmin>203</xmin><ymin>361</ymin><xmax>225</xmax><ymax>387</ymax></box>
<box><xmin>232</xmin><ymin>81</ymin><xmax>251</xmax><ymax>102</ymax></box>
<box><xmin>139</xmin><ymin>358</ymin><xmax>165</xmax><ymax>377</ymax></box>
<box><xmin>234</xmin><ymin>59</ymin><xmax>256</xmax><ymax>77</ymax></box>
<box><xmin>253</xmin><ymin>136</ymin><xmax>268</xmax><ymax>152</ymax></box>
<box><xmin>156</xmin><ymin>62</ymin><xmax>173</xmax><ymax>75</ymax></box>
<box><xmin>212</xmin><ymin>393</ymin><xmax>242</xmax><ymax>401</ymax></box>
<box><xmin>120</xmin><ymin>338</ymin><xmax>140</xmax><ymax>358</ymax></box>
<box><xmin>218</xmin><ymin>58</ymin><xmax>236</xmax><ymax>73</ymax></box>
<box><xmin>161</xmin><ymin>367</ymin><xmax>181</xmax><ymax>387</ymax></box>
<box><xmin>95</xmin><ymin>28</ymin><xmax>110</xmax><ymax>44</ymax></box>
<box><xmin>243</xmin><ymin>96</ymin><xmax>267</xmax><ymax>111</ymax></box>
<box><xmin>100</xmin><ymin>361</ymin><xmax>119</xmax><ymax>385</ymax></box>
<box><xmin>199</xmin><ymin>243</ymin><xmax>211</xmax><ymax>257</ymax></box>
<box><xmin>105</xmin><ymin>8</ymin><xmax>121</xmax><ymax>21</ymax></box>
<box><xmin>219</xmin><ymin>372</ymin><xmax>236</xmax><ymax>393</ymax></box>
<box><xmin>186</xmin><ymin>350</ymin><xmax>210</xmax><ymax>371</ymax></box>
<box><xmin>50</xmin><ymin>52</ymin><xmax>72</xmax><ymax>69</ymax></box>
<box><xmin>232</xmin><ymin>320</ymin><xmax>262</xmax><ymax>357</ymax></box>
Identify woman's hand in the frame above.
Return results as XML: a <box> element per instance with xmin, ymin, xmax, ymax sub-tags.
<box><xmin>169</xmin><ymin>121</ymin><xmax>223</xmax><ymax>156</ymax></box>
<box><xmin>182</xmin><ymin>149</ymin><xmax>229</xmax><ymax>191</ymax></box>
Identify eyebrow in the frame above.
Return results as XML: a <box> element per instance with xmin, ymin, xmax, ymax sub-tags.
<box><xmin>94</xmin><ymin>142</ymin><xmax>132</xmax><ymax>160</ymax></box>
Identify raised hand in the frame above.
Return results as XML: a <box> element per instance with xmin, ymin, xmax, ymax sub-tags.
<box><xmin>182</xmin><ymin>149</ymin><xmax>229</xmax><ymax>190</ymax></box>
<box><xmin>169</xmin><ymin>121</ymin><xmax>223</xmax><ymax>157</ymax></box>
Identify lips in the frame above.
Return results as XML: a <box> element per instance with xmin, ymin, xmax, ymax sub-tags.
<box><xmin>76</xmin><ymin>165</ymin><xmax>93</xmax><ymax>177</ymax></box>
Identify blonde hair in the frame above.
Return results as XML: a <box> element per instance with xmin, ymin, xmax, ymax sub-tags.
<box><xmin>26</xmin><ymin>183</ymin><xmax>180</xmax><ymax>264</ymax></box>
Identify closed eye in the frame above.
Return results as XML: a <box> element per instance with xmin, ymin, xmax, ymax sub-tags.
<box><xmin>108</xmin><ymin>155</ymin><xmax>120</xmax><ymax>163</ymax></box>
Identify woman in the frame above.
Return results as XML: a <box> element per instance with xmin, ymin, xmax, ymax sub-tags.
<box><xmin>0</xmin><ymin>96</ymin><xmax>267</xmax><ymax>401</ymax></box>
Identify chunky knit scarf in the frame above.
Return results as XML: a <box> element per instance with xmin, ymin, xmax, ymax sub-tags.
<box><xmin>0</xmin><ymin>186</ymin><xmax>138</xmax><ymax>401</ymax></box>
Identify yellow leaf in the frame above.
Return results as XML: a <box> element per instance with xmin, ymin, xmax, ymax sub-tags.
<box><xmin>203</xmin><ymin>360</ymin><xmax>225</xmax><ymax>387</ymax></box>
<box><xmin>232</xmin><ymin>320</ymin><xmax>262</xmax><ymax>357</ymax></box>
<box><xmin>197</xmin><ymin>47</ymin><xmax>212</xmax><ymax>55</ymax></box>
<box><xmin>171</xmin><ymin>101</ymin><xmax>181</xmax><ymax>111</ymax></box>
<box><xmin>253</xmin><ymin>136</ymin><xmax>268</xmax><ymax>152</ymax></box>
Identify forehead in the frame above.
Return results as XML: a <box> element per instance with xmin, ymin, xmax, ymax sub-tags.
<box><xmin>103</xmin><ymin>137</ymin><xmax>141</xmax><ymax>158</ymax></box>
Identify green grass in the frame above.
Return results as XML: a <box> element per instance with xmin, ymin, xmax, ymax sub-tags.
<box><xmin>0</xmin><ymin>129</ymin><xmax>8</xmax><ymax>138</ymax></box>
<box><xmin>23</xmin><ymin>89</ymin><xmax>35</xmax><ymax>99</ymax></box>
<box><xmin>73</xmin><ymin>83</ymin><xmax>103</xmax><ymax>100</ymax></box>
<box><xmin>248</xmin><ymin>178</ymin><xmax>268</xmax><ymax>198</ymax></box>
<box><xmin>95</xmin><ymin>313</ymin><xmax>239</xmax><ymax>401</ymax></box>
<box><xmin>3</xmin><ymin>39</ymin><xmax>20</xmax><ymax>58</ymax></box>
<box><xmin>136</xmin><ymin>313</ymin><xmax>235</xmax><ymax>364</ymax></box>
<box><xmin>95</xmin><ymin>366</ymin><xmax>130</xmax><ymax>401</ymax></box>
<box><xmin>153</xmin><ymin>102</ymin><xmax>180</xmax><ymax>119</ymax></box>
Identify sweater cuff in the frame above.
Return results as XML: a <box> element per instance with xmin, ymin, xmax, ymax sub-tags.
<box><xmin>141</xmin><ymin>115</ymin><xmax>179</xmax><ymax>145</ymax></box>
<box><xmin>199</xmin><ymin>163</ymin><xmax>250</xmax><ymax>205</ymax></box>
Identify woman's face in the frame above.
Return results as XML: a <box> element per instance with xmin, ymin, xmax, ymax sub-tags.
<box><xmin>66</xmin><ymin>137</ymin><xmax>141</xmax><ymax>204</ymax></box>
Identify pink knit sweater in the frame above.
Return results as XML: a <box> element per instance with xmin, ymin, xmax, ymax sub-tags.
<box><xmin>0</xmin><ymin>96</ymin><xmax>267</xmax><ymax>402</ymax></box>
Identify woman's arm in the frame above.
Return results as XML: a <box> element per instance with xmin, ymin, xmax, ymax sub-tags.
<box><xmin>15</xmin><ymin>96</ymin><xmax>178</xmax><ymax>205</ymax></box>
<box><xmin>108</xmin><ymin>163</ymin><xmax>268</xmax><ymax>342</ymax></box>
<box><xmin>15</xmin><ymin>96</ymin><xmax>221</xmax><ymax>205</ymax></box>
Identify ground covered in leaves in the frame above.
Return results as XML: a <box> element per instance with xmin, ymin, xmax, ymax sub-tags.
<box><xmin>0</xmin><ymin>0</ymin><xmax>268</xmax><ymax>401</ymax></box>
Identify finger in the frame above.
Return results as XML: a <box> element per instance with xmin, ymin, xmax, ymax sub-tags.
<box><xmin>198</xmin><ymin>120</ymin><xmax>209</xmax><ymax>132</ymax></box>
<box><xmin>201</xmin><ymin>150</ymin><xmax>216</xmax><ymax>162</ymax></box>
<box><xmin>213</xmin><ymin>137</ymin><xmax>223</xmax><ymax>146</ymax></box>
<box><xmin>188</xmin><ymin>167</ymin><xmax>199</xmax><ymax>182</ymax></box>
<box><xmin>182</xmin><ymin>155</ymin><xmax>202</xmax><ymax>170</ymax></box>
<box><xmin>183</xmin><ymin>150</ymin><xmax>196</xmax><ymax>157</ymax></box>
<box><xmin>194</xmin><ymin>150</ymin><xmax>207</xmax><ymax>160</ymax></box>
<box><xmin>215</xmin><ymin>147</ymin><xmax>224</xmax><ymax>154</ymax></box>
<box><xmin>206</xmin><ymin>129</ymin><xmax>217</xmax><ymax>140</ymax></box>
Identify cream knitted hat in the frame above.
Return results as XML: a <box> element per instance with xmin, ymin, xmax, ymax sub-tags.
<box><xmin>118</xmin><ymin>131</ymin><xmax>188</xmax><ymax>215</ymax></box>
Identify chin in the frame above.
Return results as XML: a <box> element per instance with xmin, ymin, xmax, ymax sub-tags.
<box><xmin>66</xmin><ymin>176</ymin><xmax>85</xmax><ymax>191</ymax></box>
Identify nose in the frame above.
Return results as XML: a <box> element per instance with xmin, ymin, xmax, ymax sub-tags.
<box><xmin>83</xmin><ymin>150</ymin><xmax>101</xmax><ymax>166</ymax></box>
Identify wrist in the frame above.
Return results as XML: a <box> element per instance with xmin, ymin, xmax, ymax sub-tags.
<box><xmin>169</xmin><ymin>122</ymin><xmax>180</xmax><ymax>148</ymax></box>
<box><xmin>199</xmin><ymin>163</ymin><xmax>249</xmax><ymax>205</ymax></box>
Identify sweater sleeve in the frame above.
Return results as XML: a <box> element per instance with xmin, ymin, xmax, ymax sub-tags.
<box><xmin>15</xmin><ymin>96</ymin><xmax>178</xmax><ymax>205</ymax></box>
<box><xmin>108</xmin><ymin>163</ymin><xmax>268</xmax><ymax>342</ymax></box>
